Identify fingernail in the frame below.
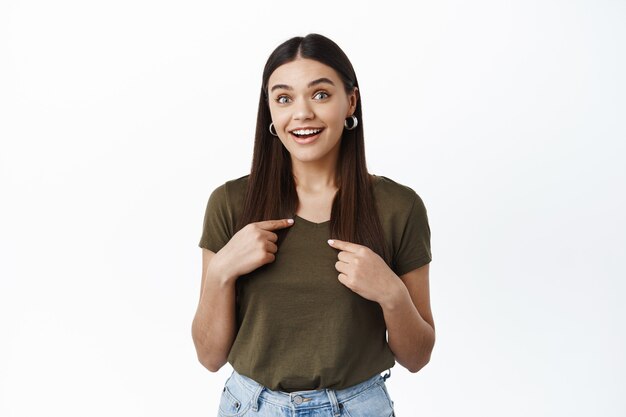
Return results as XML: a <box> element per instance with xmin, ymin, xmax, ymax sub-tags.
<box><xmin>327</xmin><ymin>239</ymin><xmax>334</xmax><ymax>245</ymax></box>
<box><xmin>287</xmin><ymin>219</ymin><xmax>294</xmax><ymax>224</ymax></box>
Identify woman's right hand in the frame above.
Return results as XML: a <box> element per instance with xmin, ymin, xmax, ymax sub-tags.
<box><xmin>210</xmin><ymin>219</ymin><xmax>294</xmax><ymax>281</ymax></box>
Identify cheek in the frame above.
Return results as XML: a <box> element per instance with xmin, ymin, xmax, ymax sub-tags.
<box><xmin>269</xmin><ymin>108</ymin><xmax>290</xmax><ymax>128</ymax></box>
<box><xmin>320</xmin><ymin>107</ymin><xmax>347</xmax><ymax>129</ymax></box>
<box><xmin>315</xmin><ymin>106</ymin><xmax>343</xmax><ymax>127</ymax></box>
<box><xmin>325</xmin><ymin>99</ymin><xmax>351</xmax><ymax>121</ymax></box>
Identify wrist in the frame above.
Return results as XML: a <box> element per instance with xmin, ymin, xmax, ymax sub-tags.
<box><xmin>380</xmin><ymin>277</ymin><xmax>409</xmax><ymax>311</ymax></box>
<box><xmin>208</xmin><ymin>254</ymin><xmax>236</xmax><ymax>286</ymax></box>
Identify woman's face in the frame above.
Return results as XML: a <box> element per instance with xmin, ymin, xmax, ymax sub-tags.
<box><xmin>267</xmin><ymin>58</ymin><xmax>358</xmax><ymax>167</ymax></box>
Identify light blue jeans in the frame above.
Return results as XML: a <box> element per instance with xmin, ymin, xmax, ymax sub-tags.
<box><xmin>217</xmin><ymin>369</ymin><xmax>395</xmax><ymax>417</ymax></box>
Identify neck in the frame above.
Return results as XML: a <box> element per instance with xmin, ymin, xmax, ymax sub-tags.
<box><xmin>291</xmin><ymin>160</ymin><xmax>339</xmax><ymax>192</ymax></box>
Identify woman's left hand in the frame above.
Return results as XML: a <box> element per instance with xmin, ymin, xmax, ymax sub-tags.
<box><xmin>327</xmin><ymin>239</ymin><xmax>400</xmax><ymax>307</ymax></box>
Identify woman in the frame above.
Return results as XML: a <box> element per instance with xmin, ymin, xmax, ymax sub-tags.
<box><xmin>192</xmin><ymin>33</ymin><xmax>435</xmax><ymax>417</ymax></box>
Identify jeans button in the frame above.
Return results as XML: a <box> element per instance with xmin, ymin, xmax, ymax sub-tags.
<box><xmin>293</xmin><ymin>395</ymin><xmax>303</xmax><ymax>405</ymax></box>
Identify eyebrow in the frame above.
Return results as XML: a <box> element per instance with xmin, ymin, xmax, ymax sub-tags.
<box><xmin>270</xmin><ymin>77</ymin><xmax>335</xmax><ymax>93</ymax></box>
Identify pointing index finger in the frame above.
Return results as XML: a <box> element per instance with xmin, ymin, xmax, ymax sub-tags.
<box><xmin>327</xmin><ymin>239</ymin><xmax>358</xmax><ymax>252</ymax></box>
<box><xmin>256</xmin><ymin>218</ymin><xmax>295</xmax><ymax>231</ymax></box>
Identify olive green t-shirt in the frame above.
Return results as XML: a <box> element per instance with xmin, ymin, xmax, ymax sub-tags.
<box><xmin>198</xmin><ymin>174</ymin><xmax>432</xmax><ymax>392</ymax></box>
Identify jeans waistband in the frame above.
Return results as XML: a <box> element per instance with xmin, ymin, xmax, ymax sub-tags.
<box><xmin>230</xmin><ymin>368</ymin><xmax>391</xmax><ymax>412</ymax></box>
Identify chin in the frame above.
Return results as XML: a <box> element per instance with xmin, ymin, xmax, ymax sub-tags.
<box><xmin>290</xmin><ymin>150</ymin><xmax>329</xmax><ymax>163</ymax></box>
<box><xmin>291</xmin><ymin>154</ymin><xmax>322</xmax><ymax>163</ymax></box>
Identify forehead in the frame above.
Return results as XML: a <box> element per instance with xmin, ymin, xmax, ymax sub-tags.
<box><xmin>268</xmin><ymin>58</ymin><xmax>342</xmax><ymax>88</ymax></box>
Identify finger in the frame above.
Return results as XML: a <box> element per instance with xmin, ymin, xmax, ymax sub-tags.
<box><xmin>336</xmin><ymin>251</ymin><xmax>354</xmax><ymax>263</ymax></box>
<box><xmin>327</xmin><ymin>238</ymin><xmax>359</xmax><ymax>253</ymax></box>
<box><xmin>337</xmin><ymin>272</ymin><xmax>350</xmax><ymax>287</ymax></box>
<box><xmin>256</xmin><ymin>218</ymin><xmax>295</xmax><ymax>231</ymax></box>
<box><xmin>260</xmin><ymin>230</ymin><xmax>278</xmax><ymax>243</ymax></box>
<box><xmin>265</xmin><ymin>240</ymin><xmax>278</xmax><ymax>254</ymax></box>
<box><xmin>334</xmin><ymin>259</ymin><xmax>348</xmax><ymax>273</ymax></box>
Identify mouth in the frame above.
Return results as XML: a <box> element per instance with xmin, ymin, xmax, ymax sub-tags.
<box><xmin>289</xmin><ymin>127</ymin><xmax>325</xmax><ymax>144</ymax></box>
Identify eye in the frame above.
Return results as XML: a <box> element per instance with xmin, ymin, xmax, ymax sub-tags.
<box><xmin>276</xmin><ymin>95</ymin><xmax>291</xmax><ymax>104</ymax></box>
<box><xmin>313</xmin><ymin>91</ymin><xmax>330</xmax><ymax>100</ymax></box>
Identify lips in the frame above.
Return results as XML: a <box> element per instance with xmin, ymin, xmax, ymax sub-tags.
<box><xmin>289</xmin><ymin>127</ymin><xmax>325</xmax><ymax>144</ymax></box>
<box><xmin>290</xmin><ymin>127</ymin><xmax>324</xmax><ymax>137</ymax></box>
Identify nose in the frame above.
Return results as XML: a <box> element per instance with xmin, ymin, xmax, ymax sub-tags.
<box><xmin>293</xmin><ymin>98</ymin><xmax>314</xmax><ymax>121</ymax></box>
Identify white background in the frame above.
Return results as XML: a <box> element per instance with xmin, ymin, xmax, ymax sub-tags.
<box><xmin>1</xmin><ymin>0</ymin><xmax>624</xmax><ymax>416</ymax></box>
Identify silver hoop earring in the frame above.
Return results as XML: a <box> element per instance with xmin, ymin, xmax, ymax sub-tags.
<box><xmin>269</xmin><ymin>122</ymin><xmax>278</xmax><ymax>136</ymax></box>
<box><xmin>344</xmin><ymin>115</ymin><xmax>358</xmax><ymax>130</ymax></box>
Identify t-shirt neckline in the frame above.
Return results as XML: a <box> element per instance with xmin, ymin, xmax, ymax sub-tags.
<box><xmin>292</xmin><ymin>175</ymin><xmax>380</xmax><ymax>227</ymax></box>
<box><xmin>294</xmin><ymin>214</ymin><xmax>330</xmax><ymax>227</ymax></box>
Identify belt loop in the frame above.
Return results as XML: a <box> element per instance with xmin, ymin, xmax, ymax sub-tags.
<box><xmin>250</xmin><ymin>384</ymin><xmax>264</xmax><ymax>412</ymax></box>
<box><xmin>382</xmin><ymin>368</ymin><xmax>391</xmax><ymax>382</ymax></box>
<box><xmin>325</xmin><ymin>388</ymin><xmax>341</xmax><ymax>417</ymax></box>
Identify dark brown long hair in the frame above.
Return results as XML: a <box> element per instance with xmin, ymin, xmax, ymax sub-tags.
<box><xmin>235</xmin><ymin>33</ymin><xmax>390</xmax><ymax>266</ymax></box>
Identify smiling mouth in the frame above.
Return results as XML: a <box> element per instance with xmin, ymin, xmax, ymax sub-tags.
<box><xmin>290</xmin><ymin>127</ymin><xmax>324</xmax><ymax>139</ymax></box>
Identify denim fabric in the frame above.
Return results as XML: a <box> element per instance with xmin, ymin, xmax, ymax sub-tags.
<box><xmin>217</xmin><ymin>369</ymin><xmax>395</xmax><ymax>417</ymax></box>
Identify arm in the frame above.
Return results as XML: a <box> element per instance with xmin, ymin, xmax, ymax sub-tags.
<box><xmin>191</xmin><ymin>218</ymin><xmax>294</xmax><ymax>372</ymax></box>
<box><xmin>191</xmin><ymin>248</ymin><xmax>238</xmax><ymax>372</ymax></box>
<box><xmin>380</xmin><ymin>263</ymin><xmax>435</xmax><ymax>373</ymax></box>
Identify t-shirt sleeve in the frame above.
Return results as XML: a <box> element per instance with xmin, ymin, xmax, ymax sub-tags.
<box><xmin>393</xmin><ymin>192</ymin><xmax>432</xmax><ymax>276</ymax></box>
<box><xmin>198</xmin><ymin>182</ymin><xmax>234</xmax><ymax>253</ymax></box>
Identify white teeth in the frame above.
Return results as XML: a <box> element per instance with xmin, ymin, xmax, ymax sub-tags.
<box><xmin>292</xmin><ymin>128</ymin><xmax>321</xmax><ymax>136</ymax></box>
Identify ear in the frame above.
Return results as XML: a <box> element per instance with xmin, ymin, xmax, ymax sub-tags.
<box><xmin>347</xmin><ymin>86</ymin><xmax>359</xmax><ymax>116</ymax></box>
